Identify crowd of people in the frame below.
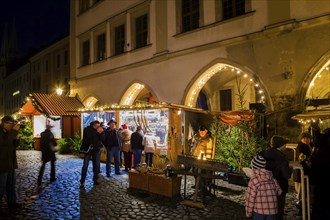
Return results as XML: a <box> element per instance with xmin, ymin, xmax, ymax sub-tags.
<box><xmin>1</xmin><ymin>113</ymin><xmax>329</xmax><ymax>220</ymax></box>
<box><xmin>245</xmin><ymin>126</ymin><xmax>330</xmax><ymax>220</ymax></box>
<box><xmin>79</xmin><ymin>119</ymin><xmax>157</xmax><ymax>188</ymax></box>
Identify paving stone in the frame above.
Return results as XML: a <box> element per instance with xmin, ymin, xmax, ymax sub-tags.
<box><xmin>0</xmin><ymin>151</ymin><xmax>302</xmax><ymax>220</ymax></box>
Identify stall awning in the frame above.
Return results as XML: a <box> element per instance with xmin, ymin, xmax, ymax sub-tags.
<box><xmin>20</xmin><ymin>93</ymin><xmax>84</xmax><ymax>117</ymax></box>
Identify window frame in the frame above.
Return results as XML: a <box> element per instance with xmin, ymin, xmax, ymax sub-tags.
<box><xmin>130</xmin><ymin>4</ymin><xmax>150</xmax><ymax>50</ymax></box>
<box><xmin>81</xmin><ymin>39</ymin><xmax>90</xmax><ymax>66</ymax></box>
<box><xmin>219</xmin><ymin>88</ymin><xmax>233</xmax><ymax>111</ymax></box>
<box><xmin>216</xmin><ymin>0</ymin><xmax>251</xmax><ymax>21</ymax></box>
<box><xmin>95</xmin><ymin>32</ymin><xmax>106</xmax><ymax>61</ymax></box>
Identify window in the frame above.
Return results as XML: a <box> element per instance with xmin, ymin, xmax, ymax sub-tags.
<box><xmin>45</xmin><ymin>60</ymin><xmax>48</xmax><ymax>72</ymax></box>
<box><xmin>135</xmin><ymin>14</ymin><xmax>148</xmax><ymax>49</ymax></box>
<box><xmin>82</xmin><ymin>40</ymin><xmax>90</xmax><ymax>66</ymax></box>
<box><xmin>222</xmin><ymin>0</ymin><xmax>245</xmax><ymax>20</ymax></box>
<box><xmin>80</xmin><ymin>0</ymin><xmax>90</xmax><ymax>13</ymax></box>
<box><xmin>96</xmin><ymin>33</ymin><xmax>106</xmax><ymax>61</ymax></box>
<box><xmin>64</xmin><ymin>50</ymin><xmax>68</xmax><ymax>65</ymax></box>
<box><xmin>114</xmin><ymin>25</ymin><xmax>125</xmax><ymax>55</ymax></box>
<box><xmin>57</xmin><ymin>54</ymin><xmax>60</xmax><ymax>68</ymax></box>
<box><xmin>220</xmin><ymin>89</ymin><xmax>232</xmax><ymax>111</ymax></box>
<box><xmin>182</xmin><ymin>0</ymin><xmax>200</xmax><ymax>33</ymax></box>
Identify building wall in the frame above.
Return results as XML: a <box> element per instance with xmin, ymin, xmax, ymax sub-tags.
<box><xmin>70</xmin><ymin>0</ymin><xmax>330</xmax><ymax>138</ymax></box>
<box><xmin>29</xmin><ymin>36</ymin><xmax>70</xmax><ymax>96</ymax></box>
<box><xmin>3</xmin><ymin>63</ymin><xmax>30</xmax><ymax>115</ymax></box>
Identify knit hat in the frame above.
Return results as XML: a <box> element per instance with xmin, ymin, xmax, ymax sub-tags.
<box><xmin>122</xmin><ymin>124</ymin><xmax>128</xmax><ymax>129</ymax></box>
<box><xmin>270</xmin><ymin>135</ymin><xmax>289</xmax><ymax>149</ymax></box>
<box><xmin>251</xmin><ymin>155</ymin><xmax>266</xmax><ymax>170</ymax></box>
<box><xmin>300</xmin><ymin>132</ymin><xmax>312</xmax><ymax>140</ymax></box>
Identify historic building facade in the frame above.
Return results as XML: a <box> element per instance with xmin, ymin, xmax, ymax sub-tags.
<box><xmin>69</xmin><ymin>0</ymin><xmax>330</xmax><ymax>138</ymax></box>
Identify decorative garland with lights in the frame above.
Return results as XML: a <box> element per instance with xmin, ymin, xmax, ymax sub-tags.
<box><xmin>78</xmin><ymin>102</ymin><xmax>166</xmax><ymax>112</ymax></box>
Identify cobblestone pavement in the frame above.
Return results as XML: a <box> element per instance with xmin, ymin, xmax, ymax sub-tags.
<box><xmin>0</xmin><ymin>151</ymin><xmax>302</xmax><ymax>220</ymax></box>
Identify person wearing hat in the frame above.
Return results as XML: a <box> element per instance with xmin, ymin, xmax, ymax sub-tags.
<box><xmin>246</xmin><ymin>155</ymin><xmax>282</xmax><ymax>219</ymax></box>
<box><xmin>259</xmin><ymin>135</ymin><xmax>292</xmax><ymax>220</ymax></box>
<box><xmin>0</xmin><ymin>115</ymin><xmax>22</xmax><ymax>209</ymax></box>
<box><xmin>191</xmin><ymin>125</ymin><xmax>213</xmax><ymax>159</ymax></box>
<box><xmin>103</xmin><ymin>119</ymin><xmax>122</xmax><ymax>176</ymax></box>
<box><xmin>37</xmin><ymin>124</ymin><xmax>58</xmax><ymax>187</ymax></box>
<box><xmin>293</xmin><ymin>132</ymin><xmax>313</xmax><ymax>214</ymax></box>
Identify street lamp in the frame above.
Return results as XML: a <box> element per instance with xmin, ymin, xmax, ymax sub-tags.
<box><xmin>56</xmin><ymin>88</ymin><xmax>63</xmax><ymax>96</ymax></box>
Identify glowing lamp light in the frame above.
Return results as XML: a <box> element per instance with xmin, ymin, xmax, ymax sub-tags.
<box><xmin>56</xmin><ymin>88</ymin><xmax>63</xmax><ymax>96</ymax></box>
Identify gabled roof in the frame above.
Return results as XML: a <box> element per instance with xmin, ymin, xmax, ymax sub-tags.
<box><xmin>21</xmin><ymin>93</ymin><xmax>84</xmax><ymax>117</ymax></box>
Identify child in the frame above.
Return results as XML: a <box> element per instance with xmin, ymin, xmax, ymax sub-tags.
<box><xmin>246</xmin><ymin>155</ymin><xmax>282</xmax><ymax>220</ymax></box>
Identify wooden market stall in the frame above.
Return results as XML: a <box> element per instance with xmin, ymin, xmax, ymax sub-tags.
<box><xmin>19</xmin><ymin>93</ymin><xmax>84</xmax><ymax>150</ymax></box>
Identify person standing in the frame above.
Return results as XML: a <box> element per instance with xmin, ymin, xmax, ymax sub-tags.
<box><xmin>121</xmin><ymin>124</ymin><xmax>133</xmax><ymax>171</ymax></box>
<box><xmin>310</xmin><ymin>128</ymin><xmax>330</xmax><ymax>220</ymax></box>
<box><xmin>0</xmin><ymin>116</ymin><xmax>22</xmax><ymax>209</ymax></box>
<box><xmin>259</xmin><ymin>135</ymin><xmax>292</xmax><ymax>220</ymax></box>
<box><xmin>37</xmin><ymin>124</ymin><xmax>57</xmax><ymax>187</ymax></box>
<box><xmin>142</xmin><ymin>132</ymin><xmax>157</xmax><ymax>167</ymax></box>
<box><xmin>104</xmin><ymin>119</ymin><xmax>121</xmax><ymax>176</ymax></box>
<box><xmin>293</xmin><ymin>132</ymin><xmax>313</xmax><ymax>214</ymax></box>
<box><xmin>246</xmin><ymin>155</ymin><xmax>282</xmax><ymax>220</ymax></box>
<box><xmin>131</xmin><ymin>126</ymin><xmax>144</xmax><ymax>168</ymax></box>
<box><xmin>80</xmin><ymin>120</ymin><xmax>104</xmax><ymax>188</ymax></box>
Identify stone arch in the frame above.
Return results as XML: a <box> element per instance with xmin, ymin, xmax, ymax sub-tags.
<box><xmin>298</xmin><ymin>51</ymin><xmax>330</xmax><ymax>109</ymax></box>
<box><xmin>119</xmin><ymin>81</ymin><xmax>158</xmax><ymax>105</ymax></box>
<box><xmin>183</xmin><ymin>58</ymin><xmax>272</xmax><ymax>111</ymax></box>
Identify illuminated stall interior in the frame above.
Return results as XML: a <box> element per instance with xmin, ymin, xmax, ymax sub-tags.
<box><xmin>293</xmin><ymin>61</ymin><xmax>330</xmax><ymax>131</ymax></box>
<box><xmin>19</xmin><ymin>93</ymin><xmax>84</xmax><ymax>150</ymax></box>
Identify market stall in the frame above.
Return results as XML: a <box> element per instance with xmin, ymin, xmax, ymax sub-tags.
<box><xmin>19</xmin><ymin>93</ymin><xmax>84</xmax><ymax>150</ymax></box>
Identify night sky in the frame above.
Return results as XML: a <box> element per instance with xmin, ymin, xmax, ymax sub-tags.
<box><xmin>0</xmin><ymin>0</ymin><xmax>70</xmax><ymax>58</ymax></box>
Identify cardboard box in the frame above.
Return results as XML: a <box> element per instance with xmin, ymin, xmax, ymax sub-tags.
<box><xmin>128</xmin><ymin>171</ymin><xmax>149</xmax><ymax>191</ymax></box>
<box><xmin>148</xmin><ymin>175</ymin><xmax>182</xmax><ymax>197</ymax></box>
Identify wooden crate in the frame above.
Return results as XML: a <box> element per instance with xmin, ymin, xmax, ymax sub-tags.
<box><xmin>128</xmin><ymin>171</ymin><xmax>149</xmax><ymax>191</ymax></box>
<box><xmin>148</xmin><ymin>175</ymin><xmax>182</xmax><ymax>197</ymax></box>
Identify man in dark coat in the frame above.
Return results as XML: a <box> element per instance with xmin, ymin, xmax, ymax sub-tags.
<box><xmin>0</xmin><ymin>115</ymin><xmax>21</xmax><ymax>209</ymax></box>
<box><xmin>103</xmin><ymin>119</ymin><xmax>121</xmax><ymax>176</ymax></box>
<box><xmin>37</xmin><ymin>124</ymin><xmax>58</xmax><ymax>187</ymax></box>
<box><xmin>259</xmin><ymin>135</ymin><xmax>292</xmax><ymax>220</ymax></box>
<box><xmin>311</xmin><ymin>128</ymin><xmax>330</xmax><ymax>220</ymax></box>
<box><xmin>130</xmin><ymin>126</ymin><xmax>144</xmax><ymax>168</ymax></box>
<box><xmin>80</xmin><ymin>120</ymin><xmax>104</xmax><ymax>187</ymax></box>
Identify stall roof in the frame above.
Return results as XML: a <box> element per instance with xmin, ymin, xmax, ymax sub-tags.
<box><xmin>20</xmin><ymin>93</ymin><xmax>84</xmax><ymax>116</ymax></box>
<box><xmin>291</xmin><ymin>106</ymin><xmax>330</xmax><ymax>122</ymax></box>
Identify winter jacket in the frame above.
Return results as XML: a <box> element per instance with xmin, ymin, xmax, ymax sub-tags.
<box><xmin>0</xmin><ymin>127</ymin><xmax>19</xmax><ymax>172</ymax></box>
<box><xmin>121</xmin><ymin>129</ymin><xmax>132</xmax><ymax>152</ymax></box>
<box><xmin>131</xmin><ymin>130</ymin><xmax>144</xmax><ymax>150</ymax></box>
<box><xmin>81</xmin><ymin>125</ymin><xmax>104</xmax><ymax>153</ymax></box>
<box><xmin>259</xmin><ymin>148</ymin><xmax>292</xmax><ymax>193</ymax></box>
<box><xmin>40</xmin><ymin>129</ymin><xmax>57</xmax><ymax>162</ymax></box>
<box><xmin>104</xmin><ymin>128</ymin><xmax>120</xmax><ymax>149</ymax></box>
<box><xmin>142</xmin><ymin>134</ymin><xmax>157</xmax><ymax>153</ymax></box>
<box><xmin>192</xmin><ymin>133</ymin><xmax>213</xmax><ymax>159</ymax></box>
<box><xmin>245</xmin><ymin>169</ymin><xmax>282</xmax><ymax>217</ymax></box>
